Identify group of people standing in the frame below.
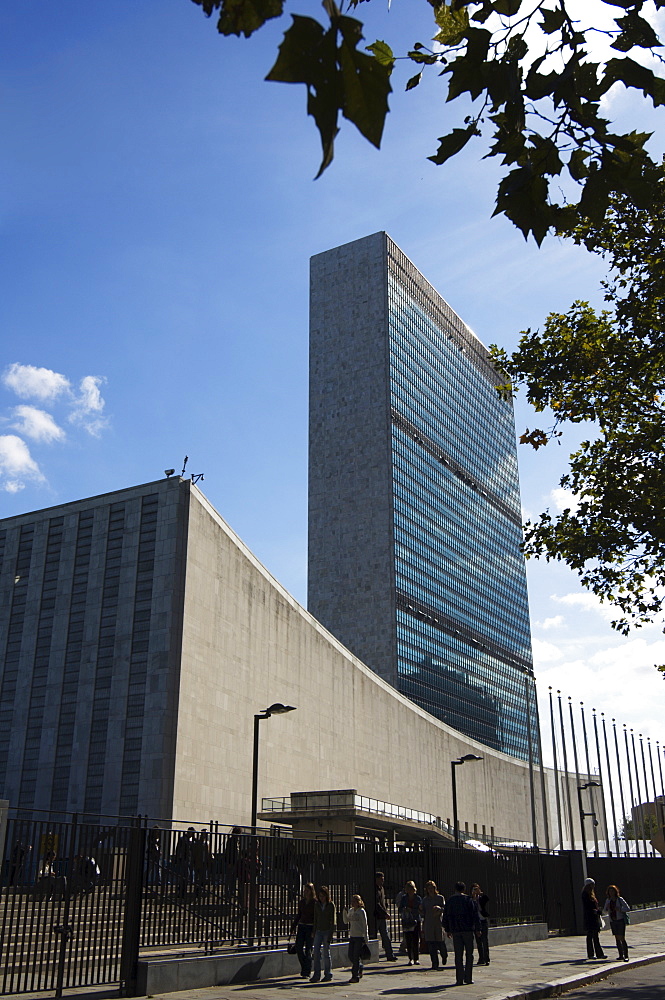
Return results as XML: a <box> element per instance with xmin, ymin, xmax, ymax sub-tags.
<box><xmin>289</xmin><ymin>872</ymin><xmax>490</xmax><ymax>987</ymax></box>
<box><xmin>396</xmin><ymin>878</ymin><xmax>489</xmax><ymax>986</ymax></box>
<box><xmin>581</xmin><ymin>878</ymin><xmax>631</xmax><ymax>962</ymax></box>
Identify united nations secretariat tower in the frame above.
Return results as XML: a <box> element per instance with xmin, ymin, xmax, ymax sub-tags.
<box><xmin>309</xmin><ymin>232</ymin><xmax>539</xmax><ymax>763</ymax></box>
<box><xmin>0</xmin><ymin>234</ymin><xmax>554</xmax><ymax>845</ymax></box>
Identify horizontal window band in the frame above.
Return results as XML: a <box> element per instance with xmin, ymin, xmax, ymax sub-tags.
<box><xmin>396</xmin><ymin>590</ymin><xmax>533</xmax><ymax>677</ymax></box>
<box><xmin>391</xmin><ymin>408</ymin><xmax>522</xmax><ymax>528</ymax></box>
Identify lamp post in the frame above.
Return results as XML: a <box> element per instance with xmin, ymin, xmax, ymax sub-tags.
<box><xmin>251</xmin><ymin>703</ymin><xmax>296</xmax><ymax>835</ymax></box>
<box><xmin>577</xmin><ymin>781</ymin><xmax>601</xmax><ymax>856</ymax></box>
<box><xmin>451</xmin><ymin>754</ymin><xmax>483</xmax><ymax>849</ymax></box>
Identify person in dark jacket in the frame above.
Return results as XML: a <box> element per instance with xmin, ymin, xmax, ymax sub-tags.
<box><xmin>374</xmin><ymin>872</ymin><xmax>397</xmax><ymax>961</ymax></box>
<box><xmin>581</xmin><ymin>878</ymin><xmax>607</xmax><ymax>960</ymax></box>
<box><xmin>290</xmin><ymin>883</ymin><xmax>316</xmax><ymax>978</ymax></box>
<box><xmin>443</xmin><ymin>881</ymin><xmax>481</xmax><ymax>986</ymax></box>
<box><xmin>398</xmin><ymin>881</ymin><xmax>422</xmax><ymax>966</ymax></box>
<box><xmin>311</xmin><ymin>886</ymin><xmax>336</xmax><ymax>982</ymax></box>
<box><xmin>471</xmin><ymin>883</ymin><xmax>490</xmax><ymax>965</ymax></box>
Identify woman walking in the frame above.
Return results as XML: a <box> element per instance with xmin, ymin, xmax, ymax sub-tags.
<box><xmin>398</xmin><ymin>881</ymin><xmax>422</xmax><ymax>966</ymax></box>
<box><xmin>604</xmin><ymin>885</ymin><xmax>630</xmax><ymax>961</ymax></box>
<box><xmin>311</xmin><ymin>886</ymin><xmax>336</xmax><ymax>982</ymax></box>
<box><xmin>290</xmin><ymin>883</ymin><xmax>316</xmax><ymax>978</ymax></box>
<box><xmin>421</xmin><ymin>880</ymin><xmax>447</xmax><ymax>969</ymax></box>
<box><xmin>581</xmin><ymin>878</ymin><xmax>607</xmax><ymax>960</ymax></box>
<box><xmin>344</xmin><ymin>894</ymin><xmax>369</xmax><ymax>983</ymax></box>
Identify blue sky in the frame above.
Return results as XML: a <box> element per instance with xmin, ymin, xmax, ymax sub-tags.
<box><xmin>2</xmin><ymin>1</ymin><xmax>664</xmax><ymax>755</ymax></box>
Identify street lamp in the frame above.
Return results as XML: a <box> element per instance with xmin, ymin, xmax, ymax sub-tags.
<box><xmin>577</xmin><ymin>781</ymin><xmax>601</xmax><ymax>856</ymax></box>
<box><xmin>451</xmin><ymin>754</ymin><xmax>483</xmax><ymax>849</ymax></box>
<box><xmin>251</xmin><ymin>703</ymin><xmax>297</xmax><ymax>834</ymax></box>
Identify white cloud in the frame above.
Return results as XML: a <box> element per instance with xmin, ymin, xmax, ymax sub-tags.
<box><xmin>69</xmin><ymin>375</ymin><xmax>108</xmax><ymax>436</ymax></box>
<box><xmin>550</xmin><ymin>487</ymin><xmax>580</xmax><ymax>513</ymax></box>
<box><xmin>536</xmin><ymin>615</ymin><xmax>565</xmax><ymax>631</ymax></box>
<box><xmin>3</xmin><ymin>363</ymin><xmax>71</xmax><ymax>402</ymax></box>
<box><xmin>11</xmin><ymin>405</ymin><xmax>65</xmax><ymax>444</ymax></box>
<box><xmin>550</xmin><ymin>591</ymin><xmax>616</xmax><ymax>622</ymax></box>
<box><xmin>532</xmin><ymin>637</ymin><xmax>563</xmax><ymax>664</ymax></box>
<box><xmin>0</xmin><ymin>434</ymin><xmax>44</xmax><ymax>491</ymax></box>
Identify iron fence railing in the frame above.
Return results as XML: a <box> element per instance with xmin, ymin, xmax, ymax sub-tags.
<box><xmin>2</xmin><ymin>810</ymin><xmax>665</xmax><ymax>996</ymax></box>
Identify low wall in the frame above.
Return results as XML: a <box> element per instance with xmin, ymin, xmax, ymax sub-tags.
<box><xmin>137</xmin><ymin>922</ymin><xmax>550</xmax><ymax>995</ymax></box>
<box><xmin>489</xmin><ymin>922</ymin><xmax>548</xmax><ymax>945</ymax></box>
<box><xmin>620</xmin><ymin>904</ymin><xmax>665</xmax><ymax>926</ymax></box>
<box><xmin>137</xmin><ymin>940</ymin><xmax>379</xmax><ymax>995</ymax></box>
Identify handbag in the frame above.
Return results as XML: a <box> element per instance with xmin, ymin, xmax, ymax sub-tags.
<box><xmin>598</xmin><ymin>915</ymin><xmax>606</xmax><ymax>931</ymax></box>
<box><xmin>361</xmin><ymin>942</ymin><xmax>371</xmax><ymax>960</ymax></box>
<box><xmin>287</xmin><ymin>940</ymin><xmax>298</xmax><ymax>955</ymax></box>
<box><xmin>401</xmin><ymin>908</ymin><xmax>416</xmax><ymax>930</ymax></box>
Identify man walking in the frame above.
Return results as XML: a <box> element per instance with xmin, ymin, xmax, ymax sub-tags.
<box><xmin>443</xmin><ymin>881</ymin><xmax>480</xmax><ymax>985</ymax></box>
<box><xmin>374</xmin><ymin>872</ymin><xmax>397</xmax><ymax>961</ymax></box>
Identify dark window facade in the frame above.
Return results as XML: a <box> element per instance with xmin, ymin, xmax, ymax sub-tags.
<box><xmin>387</xmin><ymin>250</ymin><xmax>538</xmax><ymax>760</ymax></box>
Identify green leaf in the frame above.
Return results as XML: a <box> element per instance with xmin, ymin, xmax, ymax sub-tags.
<box><xmin>493</xmin><ymin>0</ymin><xmax>523</xmax><ymax>14</ymax></box>
<box><xmin>428</xmin><ymin>124</ymin><xmax>478</xmax><ymax>165</ymax></box>
<box><xmin>433</xmin><ymin>3</ymin><xmax>470</xmax><ymax>46</ymax></box>
<box><xmin>539</xmin><ymin>7</ymin><xmax>566</xmax><ymax>35</ymax></box>
<box><xmin>266</xmin><ymin>16</ymin><xmax>340</xmax><ymax>177</ymax></box>
<box><xmin>602</xmin><ymin>57</ymin><xmax>665</xmax><ymax>106</ymax></box>
<box><xmin>406</xmin><ymin>72</ymin><xmax>423</xmax><ymax>92</ymax></box>
<box><xmin>529</xmin><ymin>135</ymin><xmax>563</xmax><ymax>177</ymax></box>
<box><xmin>612</xmin><ymin>13</ymin><xmax>661</xmax><ymax>51</ymax></box>
<box><xmin>366</xmin><ymin>40</ymin><xmax>395</xmax><ymax>67</ymax></box>
<box><xmin>338</xmin><ymin>15</ymin><xmax>392</xmax><ymax>149</ymax></box>
<box><xmin>493</xmin><ymin>166</ymin><xmax>553</xmax><ymax>244</ymax></box>
<box><xmin>192</xmin><ymin>0</ymin><xmax>285</xmax><ymax>38</ymax></box>
<box><xmin>569</xmin><ymin>148</ymin><xmax>590</xmax><ymax>181</ymax></box>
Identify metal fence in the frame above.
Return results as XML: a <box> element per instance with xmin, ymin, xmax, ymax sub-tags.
<box><xmin>0</xmin><ymin>813</ymin><xmax>134</xmax><ymax>995</ymax></box>
<box><xmin>2</xmin><ymin>812</ymin><xmax>665</xmax><ymax>996</ymax></box>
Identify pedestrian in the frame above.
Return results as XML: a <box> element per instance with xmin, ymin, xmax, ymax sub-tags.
<box><xmin>470</xmin><ymin>883</ymin><xmax>490</xmax><ymax>965</ymax></box>
<box><xmin>222</xmin><ymin>826</ymin><xmax>241</xmax><ymax>900</ymax></box>
<box><xmin>146</xmin><ymin>826</ymin><xmax>161</xmax><ymax>886</ymax></box>
<box><xmin>421</xmin><ymin>880</ymin><xmax>447</xmax><ymax>969</ymax></box>
<box><xmin>603</xmin><ymin>884</ymin><xmax>630</xmax><ymax>961</ymax></box>
<box><xmin>311</xmin><ymin>885</ymin><xmax>336</xmax><ymax>983</ymax></box>
<box><xmin>374</xmin><ymin>871</ymin><xmax>397</xmax><ymax>961</ymax></box>
<box><xmin>290</xmin><ymin>882</ymin><xmax>316</xmax><ymax>979</ymax></box>
<box><xmin>192</xmin><ymin>830</ymin><xmax>211</xmax><ymax>895</ymax></box>
<box><xmin>443</xmin><ymin>881</ymin><xmax>480</xmax><ymax>986</ymax></box>
<box><xmin>398</xmin><ymin>881</ymin><xmax>422</xmax><ymax>966</ymax></box>
<box><xmin>581</xmin><ymin>878</ymin><xmax>607</xmax><ymax>960</ymax></box>
<box><xmin>344</xmin><ymin>894</ymin><xmax>369</xmax><ymax>983</ymax></box>
<box><xmin>175</xmin><ymin>827</ymin><xmax>196</xmax><ymax>895</ymax></box>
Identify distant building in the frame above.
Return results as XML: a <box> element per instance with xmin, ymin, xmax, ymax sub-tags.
<box><xmin>308</xmin><ymin>232</ymin><xmax>539</xmax><ymax>761</ymax></box>
<box><xmin>0</xmin><ymin>478</ymin><xmax>550</xmax><ymax>843</ymax></box>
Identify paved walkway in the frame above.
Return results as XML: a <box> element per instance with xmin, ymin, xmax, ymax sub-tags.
<box><xmin>9</xmin><ymin>918</ymin><xmax>665</xmax><ymax>1000</ymax></box>
<box><xmin>142</xmin><ymin>919</ymin><xmax>665</xmax><ymax>1000</ymax></box>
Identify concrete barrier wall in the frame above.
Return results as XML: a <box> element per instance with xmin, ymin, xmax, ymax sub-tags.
<box><xmin>171</xmin><ymin>486</ymin><xmax>554</xmax><ymax>845</ymax></box>
<box><xmin>137</xmin><ymin>923</ymin><xmax>550</xmax><ymax>995</ymax></box>
<box><xmin>137</xmin><ymin>940</ymin><xmax>379</xmax><ymax>995</ymax></box>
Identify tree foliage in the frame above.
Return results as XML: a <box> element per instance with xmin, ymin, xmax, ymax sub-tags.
<box><xmin>491</xmin><ymin>166</ymin><xmax>665</xmax><ymax>640</ymax></box>
<box><xmin>191</xmin><ymin>0</ymin><xmax>665</xmax><ymax>241</ymax></box>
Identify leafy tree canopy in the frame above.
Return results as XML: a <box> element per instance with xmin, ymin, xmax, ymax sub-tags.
<box><xmin>191</xmin><ymin>0</ymin><xmax>665</xmax><ymax>242</ymax></box>
<box><xmin>490</xmin><ymin>166</ymin><xmax>665</xmax><ymax>645</ymax></box>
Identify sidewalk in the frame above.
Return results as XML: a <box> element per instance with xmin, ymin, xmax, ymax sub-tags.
<box><xmin>140</xmin><ymin>918</ymin><xmax>665</xmax><ymax>1000</ymax></box>
<box><xmin>10</xmin><ymin>918</ymin><xmax>665</xmax><ymax>1000</ymax></box>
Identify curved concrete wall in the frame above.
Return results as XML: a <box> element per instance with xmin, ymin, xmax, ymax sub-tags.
<box><xmin>172</xmin><ymin>486</ymin><xmax>549</xmax><ymax>844</ymax></box>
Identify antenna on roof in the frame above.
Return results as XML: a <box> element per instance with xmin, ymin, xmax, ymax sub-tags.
<box><xmin>180</xmin><ymin>454</ymin><xmax>204</xmax><ymax>485</ymax></box>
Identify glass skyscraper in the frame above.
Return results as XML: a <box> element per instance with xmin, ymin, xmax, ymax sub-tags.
<box><xmin>308</xmin><ymin>232</ymin><xmax>539</xmax><ymax>761</ymax></box>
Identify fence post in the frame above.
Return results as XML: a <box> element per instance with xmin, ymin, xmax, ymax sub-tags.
<box><xmin>54</xmin><ymin>813</ymin><xmax>77</xmax><ymax>998</ymax></box>
<box><xmin>120</xmin><ymin>818</ymin><xmax>146</xmax><ymax>997</ymax></box>
<box><xmin>567</xmin><ymin>850</ymin><xmax>586</xmax><ymax>935</ymax></box>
